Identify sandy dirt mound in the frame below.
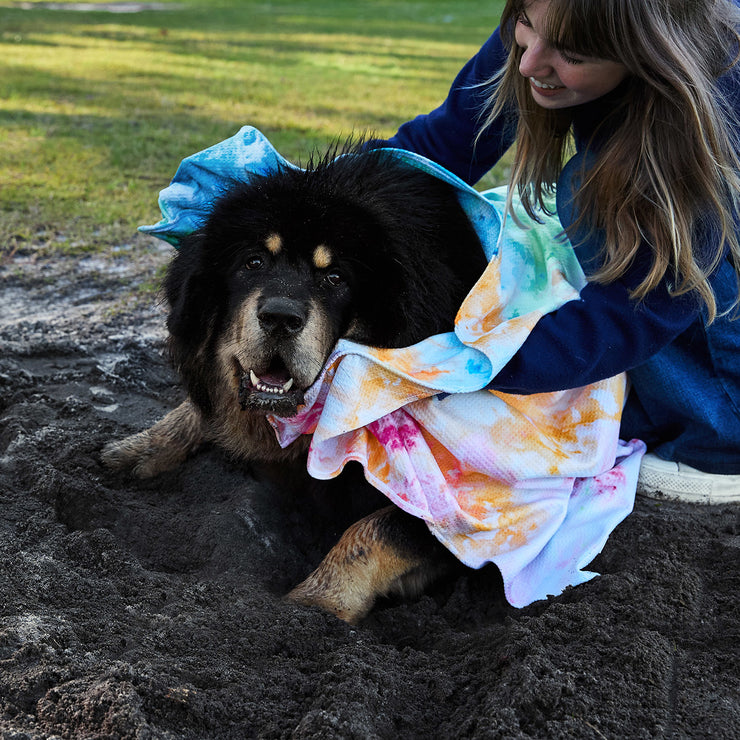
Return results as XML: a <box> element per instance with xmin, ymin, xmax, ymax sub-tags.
<box><xmin>1</xmin><ymin>243</ymin><xmax>738</xmax><ymax>739</ymax></box>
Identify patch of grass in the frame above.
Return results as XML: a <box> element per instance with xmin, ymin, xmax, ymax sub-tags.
<box><xmin>1</xmin><ymin>0</ymin><xmax>508</xmax><ymax>258</ymax></box>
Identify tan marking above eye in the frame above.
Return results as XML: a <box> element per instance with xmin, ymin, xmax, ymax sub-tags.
<box><xmin>313</xmin><ymin>244</ymin><xmax>333</xmax><ymax>270</ymax></box>
<box><xmin>265</xmin><ymin>233</ymin><xmax>282</xmax><ymax>255</ymax></box>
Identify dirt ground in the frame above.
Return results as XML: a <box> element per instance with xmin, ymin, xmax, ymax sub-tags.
<box><xmin>1</xmin><ymin>240</ymin><xmax>738</xmax><ymax>740</ymax></box>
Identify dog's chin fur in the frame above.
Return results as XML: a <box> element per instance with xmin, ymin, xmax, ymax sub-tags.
<box><xmin>238</xmin><ymin>389</ymin><xmax>304</xmax><ymax>417</ymax></box>
<box><xmin>104</xmin><ymin>140</ymin><xmax>487</xmax><ymax>622</ymax></box>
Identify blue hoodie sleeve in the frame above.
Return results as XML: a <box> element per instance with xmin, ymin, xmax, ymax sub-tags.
<box><xmin>383</xmin><ymin>27</ymin><xmax>517</xmax><ymax>185</ymax></box>
<box><xmin>489</xmin><ymin>276</ymin><xmax>701</xmax><ymax>394</ymax></box>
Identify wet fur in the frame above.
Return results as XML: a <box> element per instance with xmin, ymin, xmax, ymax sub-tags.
<box><xmin>103</xmin><ymin>142</ymin><xmax>486</xmax><ymax>623</ymax></box>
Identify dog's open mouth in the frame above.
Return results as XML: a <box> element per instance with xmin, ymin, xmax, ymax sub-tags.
<box><xmin>235</xmin><ymin>358</ymin><xmax>306</xmax><ymax>417</ymax></box>
<box><xmin>248</xmin><ymin>369</ymin><xmax>295</xmax><ymax>396</ymax></box>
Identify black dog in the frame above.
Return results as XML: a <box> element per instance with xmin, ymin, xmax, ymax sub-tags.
<box><xmin>103</xmin><ymin>142</ymin><xmax>487</xmax><ymax>622</ymax></box>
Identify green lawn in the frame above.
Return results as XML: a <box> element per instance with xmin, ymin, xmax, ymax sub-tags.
<box><xmin>0</xmin><ymin>0</ymin><xmax>507</xmax><ymax>257</ymax></box>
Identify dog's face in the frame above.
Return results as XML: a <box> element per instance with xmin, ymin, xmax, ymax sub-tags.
<box><xmin>163</xmin><ymin>148</ymin><xmax>486</xmax><ymax>423</ymax></box>
<box><xmin>209</xmin><ymin>210</ymin><xmax>372</xmax><ymax>418</ymax></box>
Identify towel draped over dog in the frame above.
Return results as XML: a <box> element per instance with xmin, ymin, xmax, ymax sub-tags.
<box><xmin>142</xmin><ymin>127</ymin><xmax>645</xmax><ymax>607</ymax></box>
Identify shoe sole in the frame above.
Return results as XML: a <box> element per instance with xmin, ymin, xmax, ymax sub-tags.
<box><xmin>637</xmin><ymin>470</ymin><xmax>740</xmax><ymax>505</ymax></box>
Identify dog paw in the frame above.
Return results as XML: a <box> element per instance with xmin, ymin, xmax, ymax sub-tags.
<box><xmin>285</xmin><ymin>506</ymin><xmax>454</xmax><ymax>623</ymax></box>
<box><xmin>285</xmin><ymin>567</ymin><xmax>375</xmax><ymax>625</ymax></box>
<box><xmin>284</xmin><ymin>507</ymin><xmax>413</xmax><ymax>624</ymax></box>
<box><xmin>101</xmin><ymin>432</ymin><xmax>185</xmax><ymax>479</ymax></box>
<box><xmin>101</xmin><ymin>399</ymin><xmax>206</xmax><ymax>478</ymax></box>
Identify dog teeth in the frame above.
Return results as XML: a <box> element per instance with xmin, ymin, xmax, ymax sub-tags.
<box><xmin>249</xmin><ymin>370</ymin><xmax>295</xmax><ymax>395</ymax></box>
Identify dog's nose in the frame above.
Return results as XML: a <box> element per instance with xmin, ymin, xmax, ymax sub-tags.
<box><xmin>258</xmin><ymin>297</ymin><xmax>307</xmax><ymax>336</ymax></box>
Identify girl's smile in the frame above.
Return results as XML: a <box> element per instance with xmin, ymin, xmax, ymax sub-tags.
<box><xmin>528</xmin><ymin>76</ymin><xmax>565</xmax><ymax>96</ymax></box>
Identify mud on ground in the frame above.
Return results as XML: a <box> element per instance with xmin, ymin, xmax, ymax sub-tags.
<box><xmin>1</xmin><ymin>241</ymin><xmax>738</xmax><ymax>739</ymax></box>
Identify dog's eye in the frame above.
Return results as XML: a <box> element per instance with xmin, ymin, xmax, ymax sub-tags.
<box><xmin>245</xmin><ymin>255</ymin><xmax>264</xmax><ymax>270</ymax></box>
<box><xmin>324</xmin><ymin>271</ymin><xmax>343</xmax><ymax>287</ymax></box>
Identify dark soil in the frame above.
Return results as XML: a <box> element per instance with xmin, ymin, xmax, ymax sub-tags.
<box><xmin>1</xmin><ymin>243</ymin><xmax>738</xmax><ymax>739</ymax></box>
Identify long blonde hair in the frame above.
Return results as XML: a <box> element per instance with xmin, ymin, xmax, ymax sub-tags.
<box><xmin>479</xmin><ymin>0</ymin><xmax>740</xmax><ymax>321</ymax></box>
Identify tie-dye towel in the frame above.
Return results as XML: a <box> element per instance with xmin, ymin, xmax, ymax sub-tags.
<box><xmin>142</xmin><ymin>126</ymin><xmax>645</xmax><ymax>607</ymax></box>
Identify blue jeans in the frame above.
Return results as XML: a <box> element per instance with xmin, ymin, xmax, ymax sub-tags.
<box><xmin>621</xmin><ymin>256</ymin><xmax>740</xmax><ymax>474</ymax></box>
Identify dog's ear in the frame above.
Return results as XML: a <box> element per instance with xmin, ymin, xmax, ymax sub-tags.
<box><xmin>164</xmin><ymin>235</ymin><xmax>226</xmax><ymax>414</ymax></box>
<box><xmin>165</xmin><ymin>236</ymin><xmax>212</xmax><ymax>342</ymax></box>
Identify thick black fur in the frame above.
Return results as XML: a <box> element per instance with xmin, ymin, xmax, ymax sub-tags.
<box><xmin>164</xmin><ymin>142</ymin><xmax>487</xmax><ymax>417</ymax></box>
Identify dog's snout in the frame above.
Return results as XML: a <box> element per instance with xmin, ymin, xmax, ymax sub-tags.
<box><xmin>258</xmin><ymin>297</ymin><xmax>307</xmax><ymax>336</ymax></box>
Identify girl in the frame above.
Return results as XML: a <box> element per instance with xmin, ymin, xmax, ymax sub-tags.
<box><xmin>378</xmin><ymin>0</ymin><xmax>740</xmax><ymax>502</ymax></box>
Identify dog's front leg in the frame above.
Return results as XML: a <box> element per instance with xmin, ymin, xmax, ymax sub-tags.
<box><xmin>286</xmin><ymin>505</ymin><xmax>456</xmax><ymax>624</ymax></box>
<box><xmin>101</xmin><ymin>398</ymin><xmax>206</xmax><ymax>478</ymax></box>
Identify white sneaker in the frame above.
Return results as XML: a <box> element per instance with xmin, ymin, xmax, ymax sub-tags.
<box><xmin>637</xmin><ymin>453</ymin><xmax>740</xmax><ymax>504</ymax></box>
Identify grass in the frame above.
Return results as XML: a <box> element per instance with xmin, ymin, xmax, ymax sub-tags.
<box><xmin>0</xmin><ymin>0</ymin><xmax>508</xmax><ymax>258</ymax></box>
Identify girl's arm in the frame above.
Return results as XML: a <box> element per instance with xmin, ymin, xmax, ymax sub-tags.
<box><xmin>488</xmin><ymin>191</ymin><xmax>731</xmax><ymax>393</ymax></box>
<box><xmin>489</xmin><ymin>275</ymin><xmax>700</xmax><ymax>393</ymax></box>
<box><xmin>382</xmin><ymin>27</ymin><xmax>517</xmax><ymax>185</ymax></box>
